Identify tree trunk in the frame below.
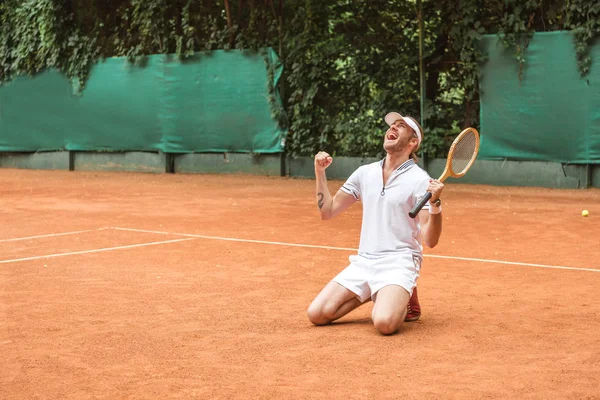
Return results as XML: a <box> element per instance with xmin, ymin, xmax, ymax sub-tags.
<box><xmin>223</xmin><ymin>0</ymin><xmax>234</xmax><ymax>47</ymax></box>
<box><xmin>237</xmin><ymin>0</ymin><xmax>243</xmax><ymax>30</ymax></box>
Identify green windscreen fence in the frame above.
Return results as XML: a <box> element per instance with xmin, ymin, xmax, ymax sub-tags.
<box><xmin>0</xmin><ymin>48</ymin><xmax>285</xmax><ymax>153</ymax></box>
<box><xmin>479</xmin><ymin>31</ymin><xmax>600</xmax><ymax>163</ymax></box>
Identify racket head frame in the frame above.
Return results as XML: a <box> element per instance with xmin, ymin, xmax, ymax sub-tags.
<box><xmin>443</xmin><ymin>127</ymin><xmax>480</xmax><ymax>180</ymax></box>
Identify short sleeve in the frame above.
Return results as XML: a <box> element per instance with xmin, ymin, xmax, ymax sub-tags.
<box><xmin>340</xmin><ymin>168</ymin><xmax>362</xmax><ymax>201</ymax></box>
<box><xmin>414</xmin><ymin>175</ymin><xmax>431</xmax><ymax>210</ymax></box>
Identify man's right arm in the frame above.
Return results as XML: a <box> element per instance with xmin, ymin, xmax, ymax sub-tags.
<box><xmin>314</xmin><ymin>151</ymin><xmax>357</xmax><ymax>220</ymax></box>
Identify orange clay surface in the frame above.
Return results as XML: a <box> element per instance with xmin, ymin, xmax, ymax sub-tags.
<box><xmin>1</xmin><ymin>169</ymin><xmax>600</xmax><ymax>399</ymax></box>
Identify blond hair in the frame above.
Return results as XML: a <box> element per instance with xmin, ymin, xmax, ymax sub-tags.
<box><xmin>406</xmin><ymin>116</ymin><xmax>423</xmax><ymax>163</ymax></box>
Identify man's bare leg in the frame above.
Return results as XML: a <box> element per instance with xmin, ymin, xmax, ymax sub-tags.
<box><xmin>371</xmin><ymin>285</ymin><xmax>411</xmax><ymax>335</ymax></box>
<box><xmin>307</xmin><ymin>282</ymin><xmax>368</xmax><ymax>325</ymax></box>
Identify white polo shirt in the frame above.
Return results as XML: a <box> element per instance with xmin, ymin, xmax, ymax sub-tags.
<box><xmin>340</xmin><ymin>159</ymin><xmax>431</xmax><ymax>260</ymax></box>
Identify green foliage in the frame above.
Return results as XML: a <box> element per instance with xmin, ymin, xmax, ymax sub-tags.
<box><xmin>0</xmin><ymin>0</ymin><xmax>98</xmax><ymax>89</ymax></box>
<box><xmin>0</xmin><ymin>0</ymin><xmax>599</xmax><ymax>158</ymax></box>
<box><xmin>283</xmin><ymin>0</ymin><xmax>424</xmax><ymax>158</ymax></box>
<box><xmin>497</xmin><ymin>0</ymin><xmax>539</xmax><ymax>79</ymax></box>
<box><xmin>565</xmin><ymin>0</ymin><xmax>600</xmax><ymax>76</ymax></box>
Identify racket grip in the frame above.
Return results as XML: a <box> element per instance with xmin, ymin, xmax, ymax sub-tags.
<box><xmin>409</xmin><ymin>192</ymin><xmax>432</xmax><ymax>218</ymax></box>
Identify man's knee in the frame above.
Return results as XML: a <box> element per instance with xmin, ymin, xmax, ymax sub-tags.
<box><xmin>307</xmin><ymin>302</ymin><xmax>335</xmax><ymax>326</ymax></box>
<box><xmin>372</xmin><ymin>314</ymin><xmax>403</xmax><ymax>335</ymax></box>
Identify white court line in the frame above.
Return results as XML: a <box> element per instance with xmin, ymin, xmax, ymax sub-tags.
<box><xmin>424</xmin><ymin>254</ymin><xmax>600</xmax><ymax>273</ymax></box>
<box><xmin>112</xmin><ymin>227</ymin><xmax>600</xmax><ymax>274</ymax></box>
<box><xmin>112</xmin><ymin>227</ymin><xmax>358</xmax><ymax>251</ymax></box>
<box><xmin>0</xmin><ymin>238</ymin><xmax>196</xmax><ymax>264</ymax></box>
<box><xmin>0</xmin><ymin>227</ymin><xmax>111</xmax><ymax>243</ymax></box>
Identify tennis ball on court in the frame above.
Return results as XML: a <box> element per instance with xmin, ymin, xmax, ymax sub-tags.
<box><xmin>582</xmin><ymin>210</ymin><xmax>589</xmax><ymax>217</ymax></box>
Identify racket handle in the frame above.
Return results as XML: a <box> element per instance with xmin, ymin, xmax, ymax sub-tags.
<box><xmin>409</xmin><ymin>192</ymin><xmax>432</xmax><ymax>219</ymax></box>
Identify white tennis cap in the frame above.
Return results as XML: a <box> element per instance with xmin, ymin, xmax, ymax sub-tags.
<box><xmin>384</xmin><ymin>112</ymin><xmax>422</xmax><ymax>145</ymax></box>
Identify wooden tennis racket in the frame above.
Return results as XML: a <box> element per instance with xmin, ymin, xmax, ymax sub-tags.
<box><xmin>409</xmin><ymin>127</ymin><xmax>480</xmax><ymax>218</ymax></box>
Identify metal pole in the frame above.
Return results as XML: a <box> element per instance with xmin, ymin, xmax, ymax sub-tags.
<box><xmin>417</xmin><ymin>0</ymin><xmax>427</xmax><ymax>170</ymax></box>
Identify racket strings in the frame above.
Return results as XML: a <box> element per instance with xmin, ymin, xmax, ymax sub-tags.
<box><xmin>451</xmin><ymin>130</ymin><xmax>477</xmax><ymax>174</ymax></box>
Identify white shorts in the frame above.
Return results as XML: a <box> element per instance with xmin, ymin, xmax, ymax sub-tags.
<box><xmin>332</xmin><ymin>253</ymin><xmax>422</xmax><ymax>303</ymax></box>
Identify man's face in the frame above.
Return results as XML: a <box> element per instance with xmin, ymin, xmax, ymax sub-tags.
<box><xmin>383</xmin><ymin>119</ymin><xmax>416</xmax><ymax>153</ymax></box>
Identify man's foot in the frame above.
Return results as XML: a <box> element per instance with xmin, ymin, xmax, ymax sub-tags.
<box><xmin>405</xmin><ymin>287</ymin><xmax>421</xmax><ymax>322</ymax></box>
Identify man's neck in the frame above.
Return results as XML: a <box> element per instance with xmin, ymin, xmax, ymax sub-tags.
<box><xmin>383</xmin><ymin>152</ymin><xmax>410</xmax><ymax>172</ymax></box>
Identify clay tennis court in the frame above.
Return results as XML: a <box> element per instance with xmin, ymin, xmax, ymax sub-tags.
<box><xmin>1</xmin><ymin>168</ymin><xmax>599</xmax><ymax>399</ymax></box>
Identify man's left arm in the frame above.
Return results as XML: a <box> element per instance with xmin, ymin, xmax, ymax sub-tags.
<box><xmin>418</xmin><ymin>179</ymin><xmax>444</xmax><ymax>248</ymax></box>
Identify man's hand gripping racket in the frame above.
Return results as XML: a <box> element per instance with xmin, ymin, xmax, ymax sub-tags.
<box><xmin>409</xmin><ymin>127</ymin><xmax>480</xmax><ymax>218</ymax></box>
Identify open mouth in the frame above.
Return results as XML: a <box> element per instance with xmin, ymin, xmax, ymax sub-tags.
<box><xmin>387</xmin><ymin>131</ymin><xmax>399</xmax><ymax>141</ymax></box>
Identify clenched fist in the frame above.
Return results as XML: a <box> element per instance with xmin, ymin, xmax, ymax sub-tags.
<box><xmin>314</xmin><ymin>151</ymin><xmax>333</xmax><ymax>172</ymax></box>
<box><xmin>428</xmin><ymin>179</ymin><xmax>445</xmax><ymax>202</ymax></box>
